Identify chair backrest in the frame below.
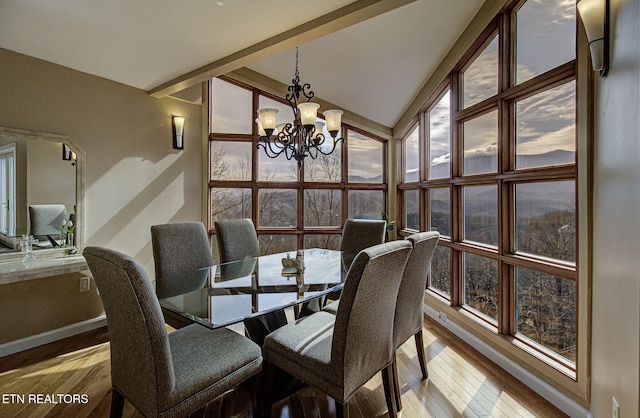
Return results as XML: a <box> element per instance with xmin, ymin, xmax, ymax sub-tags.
<box><xmin>29</xmin><ymin>204</ymin><xmax>67</xmax><ymax>236</ymax></box>
<box><xmin>339</xmin><ymin>219</ymin><xmax>387</xmax><ymax>268</ymax></box>
<box><xmin>84</xmin><ymin>246</ymin><xmax>174</xmax><ymax>416</ymax></box>
<box><xmin>214</xmin><ymin>218</ymin><xmax>260</xmax><ymax>263</ymax></box>
<box><xmin>394</xmin><ymin>231</ymin><xmax>440</xmax><ymax>348</ymax></box>
<box><xmin>151</xmin><ymin>221</ymin><xmax>213</xmax><ymax>280</ymax></box>
<box><xmin>332</xmin><ymin>240</ymin><xmax>412</xmax><ymax>399</ymax></box>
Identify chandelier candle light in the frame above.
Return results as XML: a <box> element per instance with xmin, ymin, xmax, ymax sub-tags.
<box><xmin>256</xmin><ymin>47</ymin><xmax>344</xmax><ymax>168</ymax></box>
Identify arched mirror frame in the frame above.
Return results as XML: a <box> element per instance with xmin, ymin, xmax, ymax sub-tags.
<box><xmin>0</xmin><ymin>126</ymin><xmax>84</xmax><ymax>262</ymax></box>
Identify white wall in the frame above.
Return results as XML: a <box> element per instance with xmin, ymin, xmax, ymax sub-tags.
<box><xmin>591</xmin><ymin>0</ymin><xmax>640</xmax><ymax>416</ymax></box>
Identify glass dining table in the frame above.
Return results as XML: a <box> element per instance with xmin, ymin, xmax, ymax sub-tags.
<box><xmin>156</xmin><ymin>248</ymin><xmax>351</xmax><ymax>344</ymax></box>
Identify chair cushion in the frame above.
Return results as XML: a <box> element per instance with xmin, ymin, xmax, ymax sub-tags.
<box><xmin>322</xmin><ymin>299</ymin><xmax>339</xmax><ymax>315</ymax></box>
<box><xmin>263</xmin><ymin>312</ymin><xmax>343</xmax><ymax>400</ymax></box>
<box><xmin>162</xmin><ymin>324</ymin><xmax>262</xmax><ymax>417</ymax></box>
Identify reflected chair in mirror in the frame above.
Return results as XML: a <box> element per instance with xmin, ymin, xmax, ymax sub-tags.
<box><xmin>304</xmin><ymin>218</ymin><xmax>387</xmax><ymax>316</ymax></box>
<box><xmin>151</xmin><ymin>222</ymin><xmax>213</xmax><ymax>328</ymax></box>
<box><xmin>214</xmin><ymin>218</ymin><xmax>283</xmax><ymax>344</ymax></box>
<box><xmin>28</xmin><ymin>204</ymin><xmax>67</xmax><ymax>246</ymax></box>
<box><xmin>262</xmin><ymin>240</ymin><xmax>412</xmax><ymax>418</ymax></box>
<box><xmin>84</xmin><ymin>246</ymin><xmax>263</xmax><ymax>418</ymax></box>
<box><xmin>390</xmin><ymin>231</ymin><xmax>439</xmax><ymax>410</ymax></box>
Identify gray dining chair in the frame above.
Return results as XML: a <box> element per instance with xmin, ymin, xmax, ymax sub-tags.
<box><xmin>214</xmin><ymin>218</ymin><xmax>284</xmax><ymax>344</ymax></box>
<box><xmin>151</xmin><ymin>221</ymin><xmax>213</xmax><ymax>279</ymax></box>
<box><xmin>262</xmin><ymin>240</ymin><xmax>412</xmax><ymax>418</ymax></box>
<box><xmin>300</xmin><ymin>219</ymin><xmax>387</xmax><ymax>316</ymax></box>
<box><xmin>308</xmin><ymin>218</ymin><xmax>387</xmax><ymax>316</ymax></box>
<box><xmin>84</xmin><ymin>246</ymin><xmax>263</xmax><ymax>418</ymax></box>
<box><xmin>214</xmin><ymin>218</ymin><xmax>260</xmax><ymax>263</ymax></box>
<box><xmin>151</xmin><ymin>222</ymin><xmax>214</xmax><ymax>327</ymax></box>
<box><xmin>339</xmin><ymin>218</ymin><xmax>387</xmax><ymax>268</ymax></box>
<box><xmin>391</xmin><ymin>231</ymin><xmax>439</xmax><ymax>409</ymax></box>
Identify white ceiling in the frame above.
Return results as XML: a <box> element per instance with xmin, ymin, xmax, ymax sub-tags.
<box><xmin>0</xmin><ymin>0</ymin><xmax>484</xmax><ymax>128</ymax></box>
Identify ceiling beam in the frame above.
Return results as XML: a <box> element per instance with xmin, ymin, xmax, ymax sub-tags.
<box><xmin>149</xmin><ymin>0</ymin><xmax>416</xmax><ymax>98</ymax></box>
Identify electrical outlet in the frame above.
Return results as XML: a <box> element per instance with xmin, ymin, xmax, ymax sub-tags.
<box><xmin>612</xmin><ymin>397</ymin><xmax>619</xmax><ymax>418</ymax></box>
<box><xmin>80</xmin><ymin>276</ymin><xmax>90</xmax><ymax>292</ymax></box>
<box><xmin>438</xmin><ymin>312</ymin><xmax>447</xmax><ymax>321</ymax></box>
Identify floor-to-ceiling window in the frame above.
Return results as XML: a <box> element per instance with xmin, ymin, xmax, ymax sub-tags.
<box><xmin>208</xmin><ymin>77</ymin><xmax>387</xmax><ymax>261</ymax></box>
<box><xmin>398</xmin><ymin>0</ymin><xmax>578</xmax><ymax>378</ymax></box>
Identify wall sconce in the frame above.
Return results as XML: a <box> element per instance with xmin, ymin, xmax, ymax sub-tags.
<box><xmin>577</xmin><ymin>0</ymin><xmax>609</xmax><ymax>77</ymax></box>
<box><xmin>172</xmin><ymin>116</ymin><xmax>185</xmax><ymax>150</ymax></box>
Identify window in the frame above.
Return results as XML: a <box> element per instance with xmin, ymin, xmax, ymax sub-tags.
<box><xmin>209</xmin><ymin>78</ymin><xmax>387</xmax><ymax>260</ymax></box>
<box><xmin>398</xmin><ymin>0</ymin><xmax>577</xmax><ymax>371</ymax></box>
<box><xmin>403</xmin><ymin>126</ymin><xmax>419</xmax><ymax>183</ymax></box>
<box><xmin>428</xmin><ymin>91</ymin><xmax>451</xmax><ymax>179</ymax></box>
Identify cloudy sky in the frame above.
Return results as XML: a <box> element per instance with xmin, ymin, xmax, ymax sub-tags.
<box><xmin>404</xmin><ymin>0</ymin><xmax>577</xmax><ymax>178</ymax></box>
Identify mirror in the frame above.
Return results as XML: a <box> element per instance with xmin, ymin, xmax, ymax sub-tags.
<box><xmin>0</xmin><ymin>127</ymin><xmax>84</xmax><ymax>259</ymax></box>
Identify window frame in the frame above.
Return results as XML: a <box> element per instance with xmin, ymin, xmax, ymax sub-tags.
<box><xmin>208</xmin><ymin>76</ymin><xmax>388</xmax><ymax>255</ymax></box>
<box><xmin>397</xmin><ymin>0</ymin><xmax>581</xmax><ymax>378</ymax></box>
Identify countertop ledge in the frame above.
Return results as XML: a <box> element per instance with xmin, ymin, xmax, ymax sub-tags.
<box><xmin>0</xmin><ymin>254</ymin><xmax>88</xmax><ymax>285</ymax></box>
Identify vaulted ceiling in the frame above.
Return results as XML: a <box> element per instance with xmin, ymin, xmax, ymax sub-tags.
<box><xmin>0</xmin><ymin>0</ymin><xmax>484</xmax><ymax>129</ymax></box>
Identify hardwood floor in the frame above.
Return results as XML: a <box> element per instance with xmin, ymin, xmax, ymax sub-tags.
<box><xmin>0</xmin><ymin>320</ymin><xmax>567</xmax><ymax>418</ymax></box>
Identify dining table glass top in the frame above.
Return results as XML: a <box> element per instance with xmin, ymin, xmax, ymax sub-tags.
<box><xmin>156</xmin><ymin>248</ymin><xmax>350</xmax><ymax>329</ymax></box>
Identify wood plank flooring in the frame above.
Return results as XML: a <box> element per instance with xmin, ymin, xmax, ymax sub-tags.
<box><xmin>0</xmin><ymin>320</ymin><xmax>567</xmax><ymax>417</ymax></box>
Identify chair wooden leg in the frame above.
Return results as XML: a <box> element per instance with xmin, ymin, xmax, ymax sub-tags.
<box><xmin>110</xmin><ymin>388</ymin><xmax>125</xmax><ymax>418</ymax></box>
<box><xmin>381</xmin><ymin>365</ymin><xmax>398</xmax><ymax>418</ymax></box>
<box><xmin>414</xmin><ymin>330</ymin><xmax>429</xmax><ymax>380</ymax></box>
<box><xmin>391</xmin><ymin>352</ymin><xmax>402</xmax><ymax>411</ymax></box>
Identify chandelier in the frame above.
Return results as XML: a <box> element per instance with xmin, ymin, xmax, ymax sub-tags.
<box><xmin>256</xmin><ymin>47</ymin><xmax>344</xmax><ymax>168</ymax></box>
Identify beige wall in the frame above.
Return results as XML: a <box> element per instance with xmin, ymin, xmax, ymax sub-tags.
<box><xmin>27</xmin><ymin>139</ymin><xmax>76</xmax><ymax>217</ymax></box>
<box><xmin>0</xmin><ymin>272</ymin><xmax>103</xmax><ymax>344</ymax></box>
<box><xmin>590</xmin><ymin>0</ymin><xmax>640</xmax><ymax>416</ymax></box>
<box><xmin>0</xmin><ymin>48</ymin><xmax>203</xmax><ymax>341</ymax></box>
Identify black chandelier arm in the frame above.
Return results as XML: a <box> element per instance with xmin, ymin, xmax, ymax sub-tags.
<box><xmin>300</xmin><ymin>82</ymin><xmax>314</xmax><ymax>101</ymax></box>
<box><xmin>306</xmin><ymin>145</ymin><xmax>319</xmax><ymax>160</ymax></box>
<box><xmin>257</xmin><ymin>137</ymin><xmax>287</xmax><ymax>159</ymax></box>
<box><xmin>314</xmin><ymin>137</ymin><xmax>344</xmax><ymax>156</ymax></box>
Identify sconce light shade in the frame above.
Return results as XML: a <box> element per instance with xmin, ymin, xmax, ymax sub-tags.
<box><xmin>172</xmin><ymin>116</ymin><xmax>185</xmax><ymax>150</ymax></box>
<box><xmin>577</xmin><ymin>0</ymin><xmax>609</xmax><ymax>77</ymax></box>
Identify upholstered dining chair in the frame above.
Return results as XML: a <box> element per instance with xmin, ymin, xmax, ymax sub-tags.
<box><xmin>151</xmin><ymin>222</ymin><xmax>214</xmax><ymax>327</ymax></box>
<box><xmin>151</xmin><ymin>221</ymin><xmax>213</xmax><ymax>281</ymax></box>
<box><xmin>84</xmin><ymin>246</ymin><xmax>263</xmax><ymax>418</ymax></box>
<box><xmin>214</xmin><ymin>218</ymin><xmax>284</xmax><ymax>344</ymax></box>
<box><xmin>305</xmin><ymin>218</ymin><xmax>387</xmax><ymax>316</ymax></box>
<box><xmin>214</xmin><ymin>218</ymin><xmax>260</xmax><ymax>263</ymax></box>
<box><xmin>322</xmin><ymin>231</ymin><xmax>439</xmax><ymax>410</ymax></box>
<box><xmin>339</xmin><ymin>218</ymin><xmax>387</xmax><ymax>268</ymax></box>
<box><xmin>391</xmin><ymin>231</ymin><xmax>439</xmax><ymax>409</ymax></box>
<box><xmin>262</xmin><ymin>240</ymin><xmax>412</xmax><ymax>418</ymax></box>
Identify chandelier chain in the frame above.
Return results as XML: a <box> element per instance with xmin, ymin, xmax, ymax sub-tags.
<box><xmin>295</xmin><ymin>47</ymin><xmax>299</xmax><ymax>80</ymax></box>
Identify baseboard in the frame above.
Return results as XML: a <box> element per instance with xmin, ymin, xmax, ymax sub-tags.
<box><xmin>0</xmin><ymin>315</ymin><xmax>107</xmax><ymax>358</ymax></box>
<box><xmin>424</xmin><ymin>304</ymin><xmax>590</xmax><ymax>418</ymax></box>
